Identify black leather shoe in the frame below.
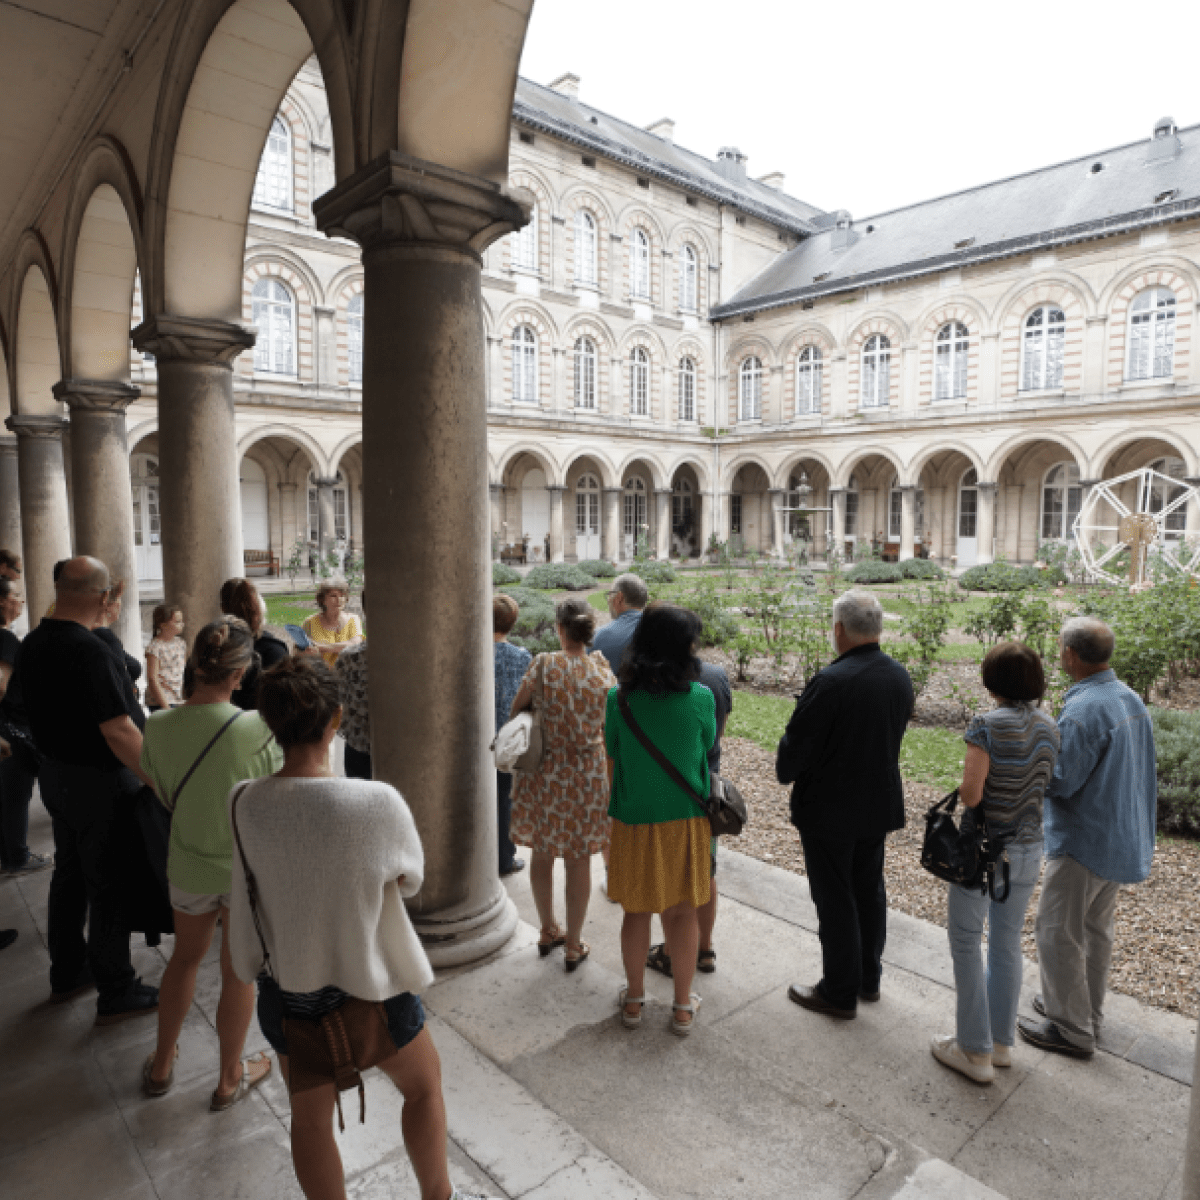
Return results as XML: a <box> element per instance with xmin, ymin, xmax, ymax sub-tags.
<box><xmin>95</xmin><ymin>982</ymin><xmax>159</xmax><ymax>1027</ymax></box>
<box><xmin>1017</xmin><ymin>1017</ymin><xmax>1093</xmax><ymax>1058</ymax></box>
<box><xmin>787</xmin><ymin>983</ymin><xmax>856</xmax><ymax>1020</ymax></box>
<box><xmin>50</xmin><ymin>967</ymin><xmax>95</xmax><ymax>1002</ymax></box>
<box><xmin>1032</xmin><ymin>994</ymin><xmax>1046</xmax><ymax>1017</ymax></box>
<box><xmin>0</xmin><ymin>929</ymin><xmax>16</xmax><ymax>951</ymax></box>
<box><xmin>500</xmin><ymin>858</ymin><xmax>526</xmax><ymax>877</ymax></box>
<box><xmin>859</xmin><ymin>989</ymin><xmax>881</xmax><ymax>1003</ymax></box>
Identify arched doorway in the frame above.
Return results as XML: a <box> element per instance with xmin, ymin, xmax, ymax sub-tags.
<box><xmin>522</xmin><ymin>467</ymin><xmax>551</xmax><ymax>562</ymax></box>
<box><xmin>131</xmin><ymin>452</ymin><xmax>162</xmax><ymax>582</ymax></box>
<box><xmin>575</xmin><ymin>472</ymin><xmax>601</xmax><ymax>559</ymax></box>
<box><xmin>623</xmin><ymin>476</ymin><xmax>648</xmax><ymax>559</ymax></box>
<box><xmin>240</xmin><ymin>457</ymin><xmax>270</xmax><ymax>564</ymax></box>
<box><xmin>957</xmin><ymin>468</ymin><xmax>979</xmax><ymax>566</ymax></box>
<box><xmin>672</xmin><ymin>477</ymin><xmax>695</xmax><ymax>558</ymax></box>
<box><xmin>1041</xmin><ymin>462</ymin><xmax>1082</xmax><ymax>543</ymax></box>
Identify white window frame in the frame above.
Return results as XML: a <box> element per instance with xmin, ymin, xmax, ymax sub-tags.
<box><xmin>738</xmin><ymin>357</ymin><xmax>763</xmax><ymax>421</ymax></box>
<box><xmin>1146</xmin><ymin>456</ymin><xmax>1188</xmax><ymax>535</ymax></box>
<box><xmin>844</xmin><ymin>474</ymin><xmax>859</xmax><ymax>537</ymax></box>
<box><xmin>1126</xmin><ymin>286</ymin><xmax>1176</xmax><ymax>381</ymax></box>
<box><xmin>958</xmin><ymin>468</ymin><xmax>978</xmax><ymax>538</ymax></box>
<box><xmin>347</xmin><ymin>293</ymin><xmax>363</xmax><ymax>385</ymax></box>
<box><xmin>629</xmin><ymin>346</ymin><xmax>650</xmax><ymax>416</ymax></box>
<box><xmin>573</xmin><ymin>336</ymin><xmax>596</xmax><ymax>410</ymax></box>
<box><xmin>678</xmin><ymin>356</ymin><xmax>697</xmax><ymax>422</ymax></box>
<box><xmin>575</xmin><ymin>210</ymin><xmax>598</xmax><ymax>286</ymax></box>
<box><xmin>253</xmin><ymin>116</ymin><xmax>293</xmax><ymax>213</ymax></box>
<box><xmin>512</xmin><ymin>204</ymin><xmax>538</xmax><ymax>273</ymax></box>
<box><xmin>631</xmin><ymin>228</ymin><xmax>651</xmax><ymax>300</ymax></box>
<box><xmin>860</xmin><ymin>334</ymin><xmax>891</xmax><ymax>408</ymax></box>
<box><xmin>252</xmin><ymin>278</ymin><xmax>297</xmax><ymax>375</ymax></box>
<box><xmin>796</xmin><ymin>345</ymin><xmax>822</xmax><ymax>415</ymax></box>
<box><xmin>576</xmin><ymin>473</ymin><xmax>600</xmax><ymax>536</ymax></box>
<box><xmin>307</xmin><ymin>470</ymin><xmax>348</xmax><ymax>542</ymax></box>
<box><xmin>1041</xmin><ymin>461</ymin><xmax>1082</xmax><ymax>541</ymax></box>
<box><xmin>1020</xmin><ymin>305</ymin><xmax>1065</xmax><ymax>392</ymax></box>
<box><xmin>512</xmin><ymin>325</ymin><xmax>538</xmax><ymax>404</ymax></box>
<box><xmin>934</xmin><ymin>321</ymin><xmax>969</xmax><ymax>401</ymax></box>
<box><xmin>680</xmin><ymin>244</ymin><xmax>698</xmax><ymax>311</ymax></box>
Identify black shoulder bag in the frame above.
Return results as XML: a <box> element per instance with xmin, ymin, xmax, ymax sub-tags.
<box><xmin>616</xmin><ymin>691</ymin><xmax>747</xmax><ymax>837</ymax></box>
<box><xmin>920</xmin><ymin>789</ymin><xmax>1010</xmax><ymax>901</ymax></box>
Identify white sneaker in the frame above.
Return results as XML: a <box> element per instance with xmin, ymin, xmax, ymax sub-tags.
<box><xmin>931</xmin><ymin>1034</ymin><xmax>994</xmax><ymax>1084</ymax></box>
<box><xmin>991</xmin><ymin>1043</ymin><xmax>1012</xmax><ymax>1068</ymax></box>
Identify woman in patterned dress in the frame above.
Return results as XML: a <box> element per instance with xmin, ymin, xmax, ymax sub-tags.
<box><xmin>301</xmin><ymin>581</ymin><xmax>363</xmax><ymax>667</ymax></box>
<box><xmin>509</xmin><ymin>597</ymin><xmax>616</xmax><ymax>971</ymax></box>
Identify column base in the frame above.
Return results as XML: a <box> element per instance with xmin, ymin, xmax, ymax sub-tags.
<box><xmin>413</xmin><ymin>886</ymin><xmax>520</xmax><ymax>969</ymax></box>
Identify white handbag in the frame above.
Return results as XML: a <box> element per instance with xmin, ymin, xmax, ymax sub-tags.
<box><xmin>491</xmin><ymin>656</ymin><xmax>546</xmax><ymax>773</ymax></box>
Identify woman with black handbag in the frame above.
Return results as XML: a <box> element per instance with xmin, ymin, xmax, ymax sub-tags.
<box><xmin>932</xmin><ymin>642</ymin><xmax>1060</xmax><ymax>1084</ymax></box>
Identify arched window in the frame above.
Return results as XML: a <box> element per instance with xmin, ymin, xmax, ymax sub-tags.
<box><xmin>576</xmin><ymin>473</ymin><xmax>600</xmax><ymax>540</ymax></box>
<box><xmin>347</xmin><ymin>293</ymin><xmax>363</xmax><ymax>384</ymax></box>
<box><xmin>575</xmin><ymin>210</ymin><xmax>598</xmax><ymax>286</ymax></box>
<box><xmin>573</xmin><ymin>336</ymin><xmax>596</xmax><ymax>409</ymax></box>
<box><xmin>512</xmin><ymin>325</ymin><xmax>538</xmax><ymax>403</ymax></box>
<box><xmin>1127</xmin><ymin>287</ymin><xmax>1176</xmax><ymax>381</ymax></box>
<box><xmin>934</xmin><ymin>322</ymin><xmax>969</xmax><ymax>400</ymax></box>
<box><xmin>631</xmin><ymin>228</ymin><xmax>651</xmax><ymax>300</ymax></box>
<box><xmin>253</xmin><ymin>116</ymin><xmax>292</xmax><ymax>212</ymax></box>
<box><xmin>512</xmin><ymin>204</ymin><xmax>538</xmax><ymax>272</ymax></box>
<box><xmin>738</xmin><ymin>356</ymin><xmax>763</xmax><ymax>421</ymax></box>
<box><xmin>252</xmin><ymin>278</ymin><xmax>296</xmax><ymax>375</ymax></box>
<box><xmin>307</xmin><ymin>470</ymin><xmax>348</xmax><ymax>542</ymax></box>
<box><xmin>1041</xmin><ymin>462</ymin><xmax>1082</xmax><ymax>541</ymax></box>
<box><xmin>623</xmin><ymin>476</ymin><xmax>647</xmax><ymax>553</ymax></box>
<box><xmin>844</xmin><ymin>473</ymin><xmax>859</xmax><ymax>537</ymax></box>
<box><xmin>1021</xmin><ymin>306</ymin><xmax>1065</xmax><ymax>391</ymax></box>
<box><xmin>629</xmin><ymin>346</ymin><xmax>650</xmax><ymax>416</ymax></box>
<box><xmin>672</xmin><ymin>477</ymin><xmax>694</xmax><ymax>541</ymax></box>
<box><xmin>860</xmin><ymin>334</ymin><xmax>890</xmax><ymax>408</ymax></box>
<box><xmin>887</xmin><ymin>476</ymin><xmax>925</xmax><ymax>542</ymax></box>
<box><xmin>678</xmin><ymin>356</ymin><xmax>697</xmax><ymax>422</ymax></box>
<box><xmin>796</xmin><ymin>346</ymin><xmax>822</xmax><ymax>415</ymax></box>
<box><xmin>680</xmin><ymin>245</ymin><xmax>698</xmax><ymax>311</ymax></box>
<box><xmin>1145</xmin><ymin>456</ymin><xmax>1188</xmax><ymax>535</ymax></box>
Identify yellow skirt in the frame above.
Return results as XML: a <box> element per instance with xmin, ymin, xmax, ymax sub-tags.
<box><xmin>607</xmin><ymin>816</ymin><xmax>711</xmax><ymax>914</ymax></box>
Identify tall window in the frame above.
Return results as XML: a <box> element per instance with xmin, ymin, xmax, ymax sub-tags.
<box><xmin>512</xmin><ymin>205</ymin><xmax>538</xmax><ymax>272</ymax></box>
<box><xmin>958</xmin><ymin>469</ymin><xmax>978</xmax><ymax>538</ymax></box>
<box><xmin>576</xmin><ymin>473</ymin><xmax>600</xmax><ymax>536</ymax></box>
<box><xmin>573</xmin><ymin>336</ymin><xmax>596</xmax><ymax>409</ymax></box>
<box><xmin>575</xmin><ymin>210</ymin><xmax>598</xmax><ymax>285</ymax></box>
<box><xmin>308</xmin><ymin>471</ymin><xmax>348</xmax><ymax>542</ymax></box>
<box><xmin>1145</xmin><ymin>456</ymin><xmax>1188</xmax><ymax>535</ymax></box>
<box><xmin>1127</xmin><ymin>287</ymin><xmax>1176</xmax><ymax>381</ymax></box>
<box><xmin>844</xmin><ymin>474</ymin><xmax>859</xmax><ymax>537</ymax></box>
<box><xmin>624</xmin><ymin>477</ymin><xmax>647</xmax><ymax>539</ymax></box>
<box><xmin>738</xmin><ymin>357</ymin><xmax>763</xmax><ymax>421</ymax></box>
<box><xmin>678</xmin><ymin>356</ymin><xmax>697</xmax><ymax>421</ymax></box>
<box><xmin>252</xmin><ymin>278</ymin><xmax>296</xmax><ymax>375</ymax></box>
<box><xmin>253</xmin><ymin>116</ymin><xmax>292</xmax><ymax>212</ymax></box>
<box><xmin>631</xmin><ymin>228</ymin><xmax>651</xmax><ymax>299</ymax></box>
<box><xmin>796</xmin><ymin>346</ymin><xmax>822</xmax><ymax>414</ymax></box>
<box><xmin>347</xmin><ymin>293</ymin><xmax>363</xmax><ymax>384</ymax></box>
<box><xmin>1021</xmin><ymin>306</ymin><xmax>1065</xmax><ymax>391</ymax></box>
<box><xmin>512</xmin><ymin>325</ymin><xmax>538</xmax><ymax>403</ymax></box>
<box><xmin>934</xmin><ymin>322</ymin><xmax>969</xmax><ymax>400</ymax></box>
<box><xmin>680</xmin><ymin>245</ymin><xmax>698</xmax><ymax>311</ymax></box>
<box><xmin>861</xmin><ymin>334</ymin><xmax>890</xmax><ymax>407</ymax></box>
<box><xmin>1041</xmin><ymin>462</ymin><xmax>1082</xmax><ymax>541</ymax></box>
<box><xmin>629</xmin><ymin>347</ymin><xmax>650</xmax><ymax>416</ymax></box>
<box><xmin>888</xmin><ymin>478</ymin><xmax>925</xmax><ymax>541</ymax></box>
<box><xmin>730</xmin><ymin>493</ymin><xmax>743</xmax><ymax>534</ymax></box>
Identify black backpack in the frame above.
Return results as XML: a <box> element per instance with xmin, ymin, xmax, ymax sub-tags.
<box><xmin>920</xmin><ymin>789</ymin><xmax>1010</xmax><ymax>901</ymax></box>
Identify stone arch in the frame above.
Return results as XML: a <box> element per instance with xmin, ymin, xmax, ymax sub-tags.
<box><xmin>834</xmin><ymin>444</ymin><xmax>905</xmax><ymax>489</ymax></box>
<box><xmin>985</xmin><ymin>430</ymin><xmax>1088</xmax><ymax>482</ymax></box>
<box><xmin>721</xmin><ymin>450</ymin><xmax>773</xmax><ymax>493</ymax></box>
<box><xmin>617</xmin><ymin>451</ymin><xmax>666</xmax><ymax>492</ymax></box>
<box><xmin>13</xmin><ymin>260</ymin><xmax>62</xmax><ymax>416</ymax></box>
<box><xmin>1103</xmin><ymin>262</ymin><xmax>1197</xmax><ymax>392</ymax></box>
<box><xmin>503</xmin><ymin>167</ymin><xmax>555</xmax><ymax>277</ymax></box>
<box><xmin>0</xmin><ymin>326</ymin><xmax>11</xmax><ymax>420</ymax></box>
<box><xmin>914</xmin><ymin>300</ymin><xmax>985</xmax><ymax>407</ymax></box>
<box><xmin>667</xmin><ymin>453</ymin><xmax>712</xmax><ymax>494</ymax></box>
<box><xmin>329</xmin><ymin>431</ymin><xmax>366</xmax><ymax>479</ymax></box>
<box><xmin>563</xmin><ymin>448</ymin><xmax>617</xmax><ymax>490</ymax></box>
<box><xmin>907</xmin><ymin>440</ymin><xmax>986</xmax><ymax>486</ymax></box>
<box><xmin>242</xmin><ymin>256</ymin><xmax>318</xmax><ymax>381</ymax></box>
<box><xmin>1093</xmin><ymin>429</ymin><xmax>1198</xmax><ymax>479</ymax></box>
<box><xmin>238</xmin><ymin>423</ymin><xmax>329</xmax><ymax>476</ymax></box>
<box><xmin>775</xmin><ymin>447</ymin><xmax>836</xmax><ymax>491</ymax></box>
<box><xmin>847</xmin><ymin>314</ymin><xmax>906</xmax><ymax>412</ymax></box>
<box><xmin>995</xmin><ymin>275</ymin><xmax>1089</xmax><ymax>398</ymax></box>
<box><xmin>496</xmin><ymin>443</ymin><xmax>561</xmax><ymax>489</ymax></box>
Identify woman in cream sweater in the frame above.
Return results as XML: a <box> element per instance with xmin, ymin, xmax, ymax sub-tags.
<box><xmin>228</xmin><ymin>656</ymin><xmax>494</xmax><ymax>1200</ymax></box>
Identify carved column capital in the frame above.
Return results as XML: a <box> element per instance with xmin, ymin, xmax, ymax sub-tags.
<box><xmin>53</xmin><ymin>379</ymin><xmax>140</xmax><ymax>413</ymax></box>
<box><xmin>5</xmin><ymin>414</ymin><xmax>68</xmax><ymax>441</ymax></box>
<box><xmin>312</xmin><ymin>475</ymin><xmax>341</xmax><ymax>490</ymax></box>
<box><xmin>313</xmin><ymin>152</ymin><xmax>527</xmax><ymax>256</ymax></box>
<box><xmin>0</xmin><ymin>434</ymin><xmax>17</xmax><ymax>458</ymax></box>
<box><xmin>132</xmin><ymin>315</ymin><xmax>256</xmax><ymax>365</ymax></box>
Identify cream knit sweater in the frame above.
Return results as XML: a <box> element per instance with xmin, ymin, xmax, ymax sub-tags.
<box><xmin>227</xmin><ymin>776</ymin><xmax>435</xmax><ymax>998</ymax></box>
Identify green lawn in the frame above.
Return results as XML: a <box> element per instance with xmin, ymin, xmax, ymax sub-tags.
<box><xmin>726</xmin><ymin>689</ymin><xmax>964</xmax><ymax>792</ymax></box>
<box><xmin>265</xmin><ymin>594</ymin><xmax>317</xmax><ymax>627</ymax></box>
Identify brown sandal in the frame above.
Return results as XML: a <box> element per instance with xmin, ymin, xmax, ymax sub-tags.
<box><xmin>141</xmin><ymin>1046</ymin><xmax>179</xmax><ymax>1098</ymax></box>
<box><xmin>538</xmin><ymin>927</ymin><xmax>566</xmax><ymax>957</ymax></box>
<box><xmin>564</xmin><ymin>941</ymin><xmax>590</xmax><ymax>973</ymax></box>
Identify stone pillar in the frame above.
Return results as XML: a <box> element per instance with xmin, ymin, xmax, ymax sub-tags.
<box><xmin>976</xmin><ymin>482</ymin><xmax>998</xmax><ymax>565</ymax></box>
<box><xmin>4</xmin><ymin>414</ymin><xmax>72</xmax><ymax>627</ymax></box>
<box><xmin>314</xmin><ymin>152</ymin><xmax>523</xmax><ymax>966</ymax></box>
<box><xmin>133</xmin><ymin>316</ymin><xmax>254</xmax><ymax>632</ymax></box>
<box><xmin>978</xmin><ymin>332</ymin><xmax>1001</xmax><ymax>406</ymax></box>
<box><xmin>699</xmin><ymin>491</ymin><xmax>713</xmax><ymax>559</ymax></box>
<box><xmin>602</xmin><ymin>487</ymin><xmax>622</xmax><ymax>563</ymax></box>
<box><xmin>547</xmin><ymin>485</ymin><xmax>565</xmax><ymax>563</ymax></box>
<box><xmin>278</xmin><ymin>482</ymin><xmax>299</xmax><ymax>567</ymax></box>
<box><xmin>489</xmin><ymin>484</ymin><xmax>504</xmax><ymax>560</ymax></box>
<box><xmin>899</xmin><ymin>485</ymin><xmax>916</xmax><ymax>561</ymax></box>
<box><xmin>719</xmin><ymin>491</ymin><xmax>732</xmax><ymax>545</ymax></box>
<box><xmin>1185</xmin><ymin>478</ymin><xmax>1200</xmax><ymax>545</ymax></box>
<box><xmin>486</xmin><ymin>335</ymin><xmax>503</xmax><ymax>407</ymax></box>
<box><xmin>314</xmin><ymin>306</ymin><xmax>338</xmax><ymax>387</ymax></box>
<box><xmin>827</xmin><ymin>488</ymin><xmax>846</xmax><ymax>563</ymax></box>
<box><xmin>55</xmin><ymin>380</ymin><xmax>141</xmax><ymax>652</ymax></box>
<box><xmin>313</xmin><ymin>476</ymin><xmax>339</xmax><ymax>559</ymax></box>
<box><xmin>550</xmin><ymin>215</ymin><xmax>567</xmax><ymax>291</ymax></box>
<box><xmin>0</xmin><ymin>436</ymin><xmax>21</xmax><ymax>565</ymax></box>
<box><xmin>654</xmin><ymin>488</ymin><xmax>671</xmax><ymax>559</ymax></box>
<box><xmin>768</xmin><ymin>488</ymin><xmax>786</xmax><ymax>557</ymax></box>
<box><xmin>551</xmin><ymin>347</ymin><xmax>566</xmax><ymax>413</ymax></box>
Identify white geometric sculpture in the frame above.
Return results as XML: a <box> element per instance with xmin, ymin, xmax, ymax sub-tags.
<box><xmin>1073</xmin><ymin>466</ymin><xmax>1200</xmax><ymax>585</ymax></box>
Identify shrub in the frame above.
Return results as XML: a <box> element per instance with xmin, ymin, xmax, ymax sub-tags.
<box><xmin>964</xmin><ymin>592</ymin><xmax>1023</xmax><ymax>648</ymax></box>
<box><xmin>900</xmin><ymin>558</ymin><xmax>944</xmax><ymax>581</ymax></box>
<box><xmin>958</xmin><ymin>562</ymin><xmax>1041</xmax><ymax>592</ymax></box>
<box><xmin>492</xmin><ymin>562</ymin><xmax>521</xmax><ymax>585</ymax></box>
<box><xmin>1152</xmin><ymin>708</ymin><xmax>1200</xmax><ymax>837</ymax></box>
<box><xmin>845</xmin><ymin>560</ymin><xmax>903</xmax><ymax>584</ymax></box>
<box><xmin>576</xmin><ymin>559</ymin><xmax>617</xmax><ymax>578</ymax></box>
<box><xmin>892</xmin><ymin>584</ymin><xmax>953</xmax><ymax>697</ymax></box>
<box><xmin>522</xmin><ymin>563</ymin><xmax>598</xmax><ymax>591</ymax></box>
<box><xmin>499</xmin><ymin>587</ymin><xmax>556</xmax><ymax>646</ymax></box>
<box><xmin>629</xmin><ymin>561</ymin><xmax>676</xmax><ymax>585</ymax></box>
<box><xmin>678</xmin><ymin>575</ymin><xmax>740</xmax><ymax>648</ymax></box>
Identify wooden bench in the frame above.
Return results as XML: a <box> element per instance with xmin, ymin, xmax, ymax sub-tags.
<box><xmin>243</xmin><ymin>548</ymin><xmax>279</xmax><ymax>576</ymax></box>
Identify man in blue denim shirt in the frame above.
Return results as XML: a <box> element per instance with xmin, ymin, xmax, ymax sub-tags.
<box><xmin>591</xmin><ymin>574</ymin><xmax>648</xmax><ymax>675</ymax></box>
<box><xmin>1018</xmin><ymin>617</ymin><xmax>1156</xmax><ymax>1059</ymax></box>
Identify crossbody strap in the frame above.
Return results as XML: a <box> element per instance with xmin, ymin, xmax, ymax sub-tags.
<box><xmin>167</xmin><ymin>710</ymin><xmax>244</xmax><ymax>812</ymax></box>
<box><xmin>230</xmin><ymin>780</ymin><xmax>275</xmax><ymax>981</ymax></box>
<box><xmin>617</xmin><ymin>691</ymin><xmax>709</xmax><ymax>814</ymax></box>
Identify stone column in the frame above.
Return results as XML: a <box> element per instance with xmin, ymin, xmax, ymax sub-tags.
<box><xmin>550</xmin><ymin>215</ymin><xmax>567</xmax><ymax>291</ymax></box>
<box><xmin>551</xmin><ymin>347</ymin><xmax>566</xmax><ymax>413</ymax></box>
<box><xmin>654</xmin><ymin>488</ymin><xmax>672</xmax><ymax>559</ymax></box>
<box><xmin>312</xmin><ymin>476</ymin><xmax>339</xmax><ymax>559</ymax></box>
<box><xmin>55</xmin><ymin>380</ymin><xmax>141</xmax><ymax>652</ymax></box>
<box><xmin>719</xmin><ymin>491</ymin><xmax>732</xmax><ymax>545</ymax></box>
<box><xmin>314</xmin><ymin>306</ymin><xmax>338</xmax><ymax>387</ymax></box>
<box><xmin>486</xmin><ymin>335</ymin><xmax>503</xmax><ymax>407</ymax></box>
<box><xmin>489</xmin><ymin>484</ymin><xmax>504</xmax><ymax>560</ymax></box>
<box><xmin>4</xmin><ymin>414</ymin><xmax>72</xmax><ymax>626</ymax></box>
<box><xmin>133</xmin><ymin>317</ymin><xmax>254</xmax><ymax>632</ymax></box>
<box><xmin>1185</xmin><ymin>478</ymin><xmax>1200</xmax><ymax>546</ymax></box>
<box><xmin>602</xmin><ymin>487</ymin><xmax>622</xmax><ymax>563</ymax></box>
<box><xmin>768</xmin><ymin>488</ymin><xmax>786</xmax><ymax>557</ymax></box>
<box><xmin>976</xmin><ymin>482</ymin><xmax>998</xmax><ymax>565</ymax></box>
<box><xmin>547</xmin><ymin>485</ymin><xmax>565</xmax><ymax>563</ymax></box>
<box><xmin>828</xmin><ymin>487</ymin><xmax>847</xmax><ymax>562</ymax></box>
<box><xmin>899</xmin><ymin>485</ymin><xmax>916</xmax><ymax>562</ymax></box>
<box><xmin>314</xmin><ymin>152</ymin><xmax>524</xmax><ymax>966</ymax></box>
<box><xmin>698</xmin><ymin>491</ymin><xmax>712</xmax><ymax>559</ymax></box>
<box><xmin>278</xmin><ymin>482</ymin><xmax>299</xmax><ymax>568</ymax></box>
<box><xmin>0</xmin><ymin>436</ymin><xmax>21</xmax><ymax>565</ymax></box>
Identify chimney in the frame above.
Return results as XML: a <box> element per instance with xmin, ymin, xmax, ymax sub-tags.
<box><xmin>548</xmin><ymin>72</ymin><xmax>580</xmax><ymax>100</ymax></box>
<box><xmin>830</xmin><ymin>213</ymin><xmax>859</xmax><ymax>250</ymax></box>
<box><xmin>715</xmin><ymin>147</ymin><xmax>748</xmax><ymax>184</ymax></box>
<box><xmin>758</xmin><ymin>171</ymin><xmax>785</xmax><ymax>190</ymax></box>
<box><xmin>646</xmin><ymin>118</ymin><xmax>675</xmax><ymax>143</ymax></box>
<box><xmin>1146</xmin><ymin>115</ymin><xmax>1181</xmax><ymax>164</ymax></box>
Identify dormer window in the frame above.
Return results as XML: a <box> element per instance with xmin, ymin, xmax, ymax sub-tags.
<box><xmin>1155</xmin><ymin>189</ymin><xmax>1179</xmax><ymax>204</ymax></box>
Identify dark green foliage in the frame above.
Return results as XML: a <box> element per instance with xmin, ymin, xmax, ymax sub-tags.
<box><xmin>677</xmin><ymin>575</ymin><xmax>740</xmax><ymax>647</ymax></box>
<box><xmin>492</xmin><ymin>562</ymin><xmax>521</xmax><ymax>585</ymax></box>
<box><xmin>522</xmin><ymin>563</ymin><xmax>598</xmax><ymax>591</ymax></box>
<box><xmin>891</xmin><ymin>584</ymin><xmax>953</xmax><ymax>696</ymax></box>
<box><xmin>1152</xmin><ymin>708</ymin><xmax>1200</xmax><ymax>837</ymax></box>
<box><xmin>576</xmin><ymin>559</ymin><xmax>618</xmax><ymax>578</ymax></box>
<box><xmin>629</xmin><ymin>561</ymin><xmax>677</xmax><ymax>585</ymax></box>
<box><xmin>957</xmin><ymin>562</ymin><xmax>1042</xmax><ymax>592</ymax></box>
<box><xmin>499</xmin><ymin>586</ymin><xmax>557</xmax><ymax>652</ymax></box>
<box><xmin>964</xmin><ymin>593</ymin><xmax>1023</xmax><ymax>648</ymax></box>
<box><xmin>845</xmin><ymin>560</ymin><xmax>903</xmax><ymax>584</ymax></box>
<box><xmin>900</xmin><ymin>559</ymin><xmax>945</xmax><ymax>581</ymax></box>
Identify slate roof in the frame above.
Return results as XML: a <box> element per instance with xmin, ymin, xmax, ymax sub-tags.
<box><xmin>713</xmin><ymin>123</ymin><xmax>1200</xmax><ymax>320</ymax></box>
<box><xmin>513</xmin><ymin>78</ymin><xmax>824</xmax><ymax>235</ymax></box>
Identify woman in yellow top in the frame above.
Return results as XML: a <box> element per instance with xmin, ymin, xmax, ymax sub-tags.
<box><xmin>301</xmin><ymin>581</ymin><xmax>363</xmax><ymax>666</ymax></box>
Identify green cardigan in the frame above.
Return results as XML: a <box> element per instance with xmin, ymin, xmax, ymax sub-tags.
<box><xmin>605</xmin><ymin>683</ymin><xmax>715</xmax><ymax>826</ymax></box>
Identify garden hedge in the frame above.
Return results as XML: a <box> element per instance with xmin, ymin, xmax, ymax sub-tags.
<box><xmin>499</xmin><ymin>586</ymin><xmax>558</xmax><ymax>653</ymax></box>
<box><xmin>957</xmin><ymin>562</ymin><xmax>1040</xmax><ymax>592</ymax></box>
<box><xmin>629</xmin><ymin>561</ymin><xmax>676</xmax><ymax>585</ymax></box>
<box><xmin>1151</xmin><ymin>708</ymin><xmax>1200</xmax><ymax>837</ymax></box>
<box><xmin>900</xmin><ymin>559</ymin><xmax>944</xmax><ymax>581</ymax></box>
<box><xmin>845</xmin><ymin>560</ymin><xmax>903</xmax><ymax>584</ymax></box>
<box><xmin>492</xmin><ymin>562</ymin><xmax>521</xmax><ymax>585</ymax></box>
<box><xmin>576</xmin><ymin>559</ymin><xmax>618</xmax><ymax>578</ymax></box>
<box><xmin>522</xmin><ymin>563</ymin><xmax>598</xmax><ymax>591</ymax></box>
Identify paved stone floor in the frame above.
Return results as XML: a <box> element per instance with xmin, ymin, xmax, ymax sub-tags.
<box><xmin>1</xmin><ymin>791</ymin><xmax>1194</xmax><ymax>1199</ymax></box>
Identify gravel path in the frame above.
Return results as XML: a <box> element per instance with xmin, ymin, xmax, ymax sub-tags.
<box><xmin>725</xmin><ymin>735</ymin><xmax>1200</xmax><ymax>1020</ymax></box>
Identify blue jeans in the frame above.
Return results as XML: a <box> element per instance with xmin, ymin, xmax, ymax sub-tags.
<box><xmin>496</xmin><ymin>770</ymin><xmax>516</xmax><ymax>873</ymax></box>
<box><xmin>947</xmin><ymin>840</ymin><xmax>1042</xmax><ymax>1054</ymax></box>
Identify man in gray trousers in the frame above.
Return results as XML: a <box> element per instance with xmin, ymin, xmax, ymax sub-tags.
<box><xmin>1018</xmin><ymin>616</ymin><xmax>1157</xmax><ymax>1058</ymax></box>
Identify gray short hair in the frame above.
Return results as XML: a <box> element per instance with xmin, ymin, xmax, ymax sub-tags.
<box><xmin>1061</xmin><ymin>616</ymin><xmax>1114</xmax><ymax>665</ymax></box>
<box><xmin>612</xmin><ymin>573</ymin><xmax>649</xmax><ymax>609</ymax></box>
<box><xmin>833</xmin><ymin>589</ymin><xmax>884</xmax><ymax>640</ymax></box>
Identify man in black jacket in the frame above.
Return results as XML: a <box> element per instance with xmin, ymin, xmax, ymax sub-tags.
<box><xmin>776</xmin><ymin>589</ymin><xmax>913</xmax><ymax>1018</ymax></box>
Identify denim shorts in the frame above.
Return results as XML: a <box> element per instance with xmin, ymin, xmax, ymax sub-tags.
<box><xmin>256</xmin><ymin>976</ymin><xmax>425</xmax><ymax>1057</ymax></box>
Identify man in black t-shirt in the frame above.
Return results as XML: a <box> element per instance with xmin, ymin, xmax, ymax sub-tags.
<box><xmin>20</xmin><ymin>557</ymin><xmax>159</xmax><ymax>1023</ymax></box>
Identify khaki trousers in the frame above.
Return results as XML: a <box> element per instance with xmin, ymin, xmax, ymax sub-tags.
<box><xmin>1034</xmin><ymin>854</ymin><xmax>1120</xmax><ymax>1052</ymax></box>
